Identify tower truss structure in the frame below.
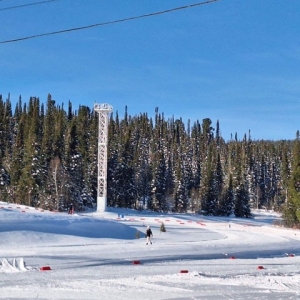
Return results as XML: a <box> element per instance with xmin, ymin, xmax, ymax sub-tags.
<box><xmin>94</xmin><ymin>103</ymin><xmax>113</xmax><ymax>212</ymax></box>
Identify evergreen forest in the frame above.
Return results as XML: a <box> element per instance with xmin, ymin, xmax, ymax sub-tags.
<box><xmin>0</xmin><ymin>94</ymin><xmax>300</xmax><ymax>227</ymax></box>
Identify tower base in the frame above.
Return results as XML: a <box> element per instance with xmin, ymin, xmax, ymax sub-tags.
<box><xmin>96</xmin><ymin>196</ymin><xmax>107</xmax><ymax>212</ymax></box>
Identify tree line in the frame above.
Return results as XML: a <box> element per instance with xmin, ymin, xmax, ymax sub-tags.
<box><xmin>0</xmin><ymin>94</ymin><xmax>299</xmax><ymax>226</ymax></box>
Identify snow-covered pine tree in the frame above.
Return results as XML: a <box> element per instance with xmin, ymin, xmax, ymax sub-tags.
<box><xmin>283</xmin><ymin>131</ymin><xmax>300</xmax><ymax>227</ymax></box>
<box><xmin>151</xmin><ymin>150</ymin><xmax>167</xmax><ymax>212</ymax></box>
<box><xmin>234</xmin><ymin>182</ymin><xmax>251</xmax><ymax>218</ymax></box>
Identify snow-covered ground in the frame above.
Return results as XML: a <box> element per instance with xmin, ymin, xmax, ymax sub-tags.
<box><xmin>1</xmin><ymin>201</ymin><xmax>300</xmax><ymax>300</ymax></box>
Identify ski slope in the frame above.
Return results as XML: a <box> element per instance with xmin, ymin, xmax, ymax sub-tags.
<box><xmin>0</xmin><ymin>201</ymin><xmax>300</xmax><ymax>299</ymax></box>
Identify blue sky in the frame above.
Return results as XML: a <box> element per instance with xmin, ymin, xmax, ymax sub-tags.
<box><xmin>1</xmin><ymin>0</ymin><xmax>299</xmax><ymax>141</ymax></box>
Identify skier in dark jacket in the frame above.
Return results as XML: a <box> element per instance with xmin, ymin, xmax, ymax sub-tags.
<box><xmin>68</xmin><ymin>204</ymin><xmax>74</xmax><ymax>214</ymax></box>
<box><xmin>145</xmin><ymin>226</ymin><xmax>153</xmax><ymax>245</ymax></box>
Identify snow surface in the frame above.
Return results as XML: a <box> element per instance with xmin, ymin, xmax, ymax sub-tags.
<box><xmin>1</xmin><ymin>201</ymin><xmax>300</xmax><ymax>300</ymax></box>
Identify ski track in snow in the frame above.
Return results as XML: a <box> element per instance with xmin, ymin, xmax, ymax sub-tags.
<box><xmin>1</xmin><ymin>202</ymin><xmax>300</xmax><ymax>299</ymax></box>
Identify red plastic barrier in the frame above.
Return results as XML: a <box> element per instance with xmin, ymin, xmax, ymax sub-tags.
<box><xmin>40</xmin><ymin>266</ymin><xmax>51</xmax><ymax>271</ymax></box>
<box><xmin>257</xmin><ymin>266</ymin><xmax>264</xmax><ymax>269</ymax></box>
<box><xmin>132</xmin><ymin>260</ymin><xmax>141</xmax><ymax>265</ymax></box>
<box><xmin>180</xmin><ymin>270</ymin><xmax>189</xmax><ymax>273</ymax></box>
<box><xmin>197</xmin><ymin>222</ymin><xmax>206</xmax><ymax>226</ymax></box>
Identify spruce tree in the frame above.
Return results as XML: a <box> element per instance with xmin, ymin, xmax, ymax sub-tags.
<box><xmin>173</xmin><ymin>159</ymin><xmax>188</xmax><ymax>213</ymax></box>
<box><xmin>234</xmin><ymin>182</ymin><xmax>251</xmax><ymax>218</ymax></box>
<box><xmin>283</xmin><ymin>132</ymin><xmax>300</xmax><ymax>227</ymax></box>
<box><xmin>17</xmin><ymin>97</ymin><xmax>42</xmax><ymax>206</ymax></box>
<box><xmin>151</xmin><ymin>150</ymin><xmax>167</xmax><ymax>211</ymax></box>
<box><xmin>221</xmin><ymin>173</ymin><xmax>234</xmax><ymax>216</ymax></box>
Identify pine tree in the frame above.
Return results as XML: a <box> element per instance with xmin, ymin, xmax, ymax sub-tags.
<box><xmin>283</xmin><ymin>132</ymin><xmax>300</xmax><ymax>227</ymax></box>
<box><xmin>41</xmin><ymin>94</ymin><xmax>56</xmax><ymax>163</ymax></box>
<box><xmin>113</xmin><ymin>131</ymin><xmax>136</xmax><ymax>208</ymax></box>
<box><xmin>220</xmin><ymin>173</ymin><xmax>234</xmax><ymax>216</ymax></box>
<box><xmin>17</xmin><ymin>97</ymin><xmax>42</xmax><ymax>206</ymax></box>
<box><xmin>190</xmin><ymin>120</ymin><xmax>201</xmax><ymax>212</ymax></box>
<box><xmin>173</xmin><ymin>158</ymin><xmax>188</xmax><ymax>213</ymax></box>
<box><xmin>151</xmin><ymin>150</ymin><xmax>167</xmax><ymax>211</ymax></box>
<box><xmin>215</xmin><ymin>152</ymin><xmax>224</xmax><ymax>214</ymax></box>
<box><xmin>82</xmin><ymin>109</ymin><xmax>98</xmax><ymax>207</ymax></box>
<box><xmin>134</xmin><ymin>133</ymin><xmax>152</xmax><ymax>209</ymax></box>
<box><xmin>165</xmin><ymin>156</ymin><xmax>175</xmax><ymax>210</ymax></box>
<box><xmin>234</xmin><ymin>182</ymin><xmax>251</xmax><ymax>218</ymax></box>
<box><xmin>107</xmin><ymin>112</ymin><xmax>120</xmax><ymax>207</ymax></box>
<box><xmin>67</xmin><ymin>116</ymin><xmax>84</xmax><ymax>206</ymax></box>
<box><xmin>8</xmin><ymin>105</ymin><xmax>27</xmax><ymax>203</ymax></box>
<box><xmin>0</xmin><ymin>96</ymin><xmax>12</xmax><ymax>201</ymax></box>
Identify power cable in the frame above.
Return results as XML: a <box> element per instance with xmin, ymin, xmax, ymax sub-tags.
<box><xmin>0</xmin><ymin>0</ymin><xmax>59</xmax><ymax>11</ymax></box>
<box><xmin>0</xmin><ymin>0</ymin><xmax>219</xmax><ymax>44</ymax></box>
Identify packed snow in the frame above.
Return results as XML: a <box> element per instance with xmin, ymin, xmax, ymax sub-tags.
<box><xmin>0</xmin><ymin>201</ymin><xmax>300</xmax><ymax>300</ymax></box>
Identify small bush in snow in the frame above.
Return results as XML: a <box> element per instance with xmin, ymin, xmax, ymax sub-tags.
<box><xmin>160</xmin><ymin>222</ymin><xmax>166</xmax><ymax>233</ymax></box>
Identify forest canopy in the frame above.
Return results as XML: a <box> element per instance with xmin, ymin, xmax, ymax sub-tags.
<box><xmin>0</xmin><ymin>94</ymin><xmax>299</xmax><ymax>227</ymax></box>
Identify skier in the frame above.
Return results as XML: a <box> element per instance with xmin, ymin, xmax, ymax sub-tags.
<box><xmin>68</xmin><ymin>204</ymin><xmax>74</xmax><ymax>214</ymax></box>
<box><xmin>145</xmin><ymin>226</ymin><xmax>153</xmax><ymax>245</ymax></box>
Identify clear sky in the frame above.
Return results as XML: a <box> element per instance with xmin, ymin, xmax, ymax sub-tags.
<box><xmin>1</xmin><ymin>0</ymin><xmax>299</xmax><ymax>141</ymax></box>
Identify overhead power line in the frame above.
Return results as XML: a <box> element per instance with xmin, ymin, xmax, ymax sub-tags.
<box><xmin>0</xmin><ymin>0</ymin><xmax>59</xmax><ymax>11</ymax></box>
<box><xmin>0</xmin><ymin>0</ymin><xmax>219</xmax><ymax>44</ymax></box>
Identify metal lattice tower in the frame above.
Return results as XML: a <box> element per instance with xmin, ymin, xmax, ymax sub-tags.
<box><xmin>94</xmin><ymin>103</ymin><xmax>113</xmax><ymax>212</ymax></box>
